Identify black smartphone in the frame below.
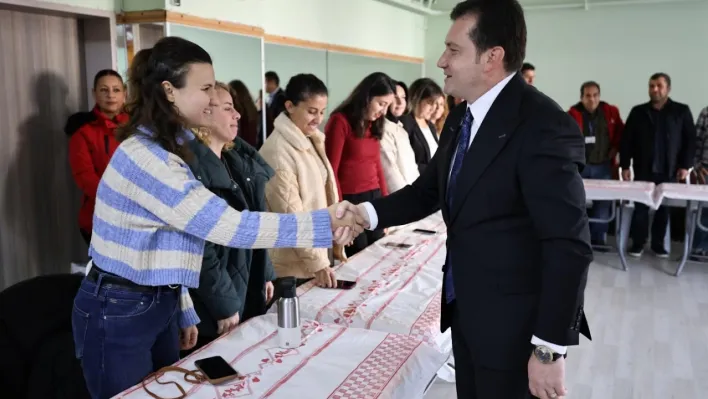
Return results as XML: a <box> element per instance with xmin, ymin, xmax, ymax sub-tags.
<box><xmin>194</xmin><ymin>356</ymin><xmax>239</xmax><ymax>384</ymax></box>
<box><xmin>336</xmin><ymin>280</ymin><xmax>357</xmax><ymax>290</ymax></box>
<box><xmin>413</xmin><ymin>228</ymin><xmax>437</xmax><ymax>235</ymax></box>
<box><xmin>384</xmin><ymin>242</ymin><xmax>413</xmax><ymax>249</ymax></box>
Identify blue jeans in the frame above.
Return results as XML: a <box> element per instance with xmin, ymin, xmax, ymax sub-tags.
<box><xmin>72</xmin><ymin>275</ymin><xmax>180</xmax><ymax>399</ymax></box>
<box><xmin>581</xmin><ymin>162</ymin><xmax>613</xmax><ymax>242</ymax></box>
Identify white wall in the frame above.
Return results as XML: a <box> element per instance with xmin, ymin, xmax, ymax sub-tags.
<box><xmin>424</xmin><ymin>2</ymin><xmax>708</xmax><ymax>120</ymax></box>
<box><xmin>167</xmin><ymin>0</ymin><xmax>427</xmax><ymax>59</ymax></box>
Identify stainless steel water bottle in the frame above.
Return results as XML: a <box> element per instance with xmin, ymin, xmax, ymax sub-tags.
<box><xmin>276</xmin><ymin>277</ymin><xmax>301</xmax><ymax>348</ymax></box>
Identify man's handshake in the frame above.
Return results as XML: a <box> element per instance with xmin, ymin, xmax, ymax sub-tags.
<box><xmin>327</xmin><ymin>201</ymin><xmax>371</xmax><ymax>245</ymax></box>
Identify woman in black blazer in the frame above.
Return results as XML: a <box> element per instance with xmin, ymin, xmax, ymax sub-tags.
<box><xmin>400</xmin><ymin>78</ymin><xmax>444</xmax><ymax>174</ymax></box>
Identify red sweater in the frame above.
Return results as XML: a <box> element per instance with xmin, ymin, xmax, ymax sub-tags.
<box><xmin>324</xmin><ymin>112</ymin><xmax>388</xmax><ymax>198</ymax></box>
<box><xmin>68</xmin><ymin>106</ymin><xmax>128</xmax><ymax>232</ymax></box>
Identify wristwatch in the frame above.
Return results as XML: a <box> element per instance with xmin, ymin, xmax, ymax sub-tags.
<box><xmin>532</xmin><ymin>345</ymin><xmax>563</xmax><ymax>364</ymax></box>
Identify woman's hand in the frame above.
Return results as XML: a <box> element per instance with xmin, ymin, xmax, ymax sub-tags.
<box><xmin>328</xmin><ymin>201</ymin><xmax>365</xmax><ymax>245</ymax></box>
<box><xmin>216</xmin><ymin>313</ymin><xmax>240</xmax><ymax>335</ymax></box>
<box><xmin>314</xmin><ymin>267</ymin><xmax>337</xmax><ymax>288</ymax></box>
<box><xmin>264</xmin><ymin>281</ymin><xmax>275</xmax><ymax>303</ymax></box>
<box><xmin>180</xmin><ymin>326</ymin><xmax>199</xmax><ymax>350</ymax></box>
<box><xmin>333</xmin><ymin>245</ymin><xmax>347</xmax><ymax>263</ymax></box>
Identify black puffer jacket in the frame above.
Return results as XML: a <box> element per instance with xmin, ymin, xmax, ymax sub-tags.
<box><xmin>187</xmin><ymin>137</ymin><xmax>276</xmax><ymax>339</ymax></box>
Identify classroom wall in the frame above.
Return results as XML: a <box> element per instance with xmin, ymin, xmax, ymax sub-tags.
<box><xmin>167</xmin><ymin>0</ymin><xmax>427</xmax><ymax>59</ymax></box>
<box><xmin>424</xmin><ymin>2</ymin><xmax>708</xmax><ymax>120</ymax></box>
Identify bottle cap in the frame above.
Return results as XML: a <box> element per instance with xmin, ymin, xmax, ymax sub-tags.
<box><xmin>277</xmin><ymin>276</ymin><xmax>297</xmax><ymax>299</ymax></box>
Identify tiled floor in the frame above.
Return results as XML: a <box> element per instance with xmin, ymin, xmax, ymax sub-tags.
<box><xmin>425</xmin><ymin>249</ymin><xmax>708</xmax><ymax>398</ymax></box>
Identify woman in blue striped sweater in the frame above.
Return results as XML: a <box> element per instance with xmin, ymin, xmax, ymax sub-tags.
<box><xmin>71</xmin><ymin>37</ymin><xmax>363</xmax><ymax>399</ymax></box>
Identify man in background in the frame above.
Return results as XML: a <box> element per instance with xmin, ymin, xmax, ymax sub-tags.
<box><xmin>568</xmin><ymin>81</ymin><xmax>624</xmax><ymax>249</ymax></box>
<box><xmin>264</xmin><ymin>71</ymin><xmax>286</xmax><ymax>121</ymax></box>
<box><xmin>521</xmin><ymin>62</ymin><xmax>535</xmax><ymax>85</ymax></box>
<box><xmin>620</xmin><ymin>73</ymin><xmax>696</xmax><ymax>258</ymax></box>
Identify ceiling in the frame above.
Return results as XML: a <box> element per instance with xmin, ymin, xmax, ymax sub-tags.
<box><xmin>428</xmin><ymin>0</ymin><xmax>701</xmax><ymax>12</ymax></box>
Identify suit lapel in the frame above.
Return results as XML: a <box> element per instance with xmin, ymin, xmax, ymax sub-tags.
<box><xmin>449</xmin><ymin>74</ymin><xmax>525</xmax><ymax>221</ymax></box>
<box><xmin>438</xmin><ymin>105</ymin><xmax>466</xmax><ymax>224</ymax></box>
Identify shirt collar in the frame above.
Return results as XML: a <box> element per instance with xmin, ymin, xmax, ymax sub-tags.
<box><xmin>467</xmin><ymin>72</ymin><xmax>516</xmax><ymax>124</ymax></box>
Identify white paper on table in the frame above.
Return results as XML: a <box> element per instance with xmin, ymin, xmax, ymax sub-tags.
<box><xmin>115</xmin><ymin>314</ymin><xmax>447</xmax><ymax>399</ymax></box>
<box><xmin>583</xmin><ymin>179</ymin><xmax>658</xmax><ymax>209</ymax></box>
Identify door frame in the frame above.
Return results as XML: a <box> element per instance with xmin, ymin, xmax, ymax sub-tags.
<box><xmin>0</xmin><ymin>0</ymin><xmax>118</xmax><ymax>108</ymax></box>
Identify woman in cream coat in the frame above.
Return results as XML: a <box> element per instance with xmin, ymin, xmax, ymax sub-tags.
<box><xmin>260</xmin><ymin>74</ymin><xmax>345</xmax><ymax>288</ymax></box>
<box><xmin>381</xmin><ymin>81</ymin><xmax>419</xmax><ymax>193</ymax></box>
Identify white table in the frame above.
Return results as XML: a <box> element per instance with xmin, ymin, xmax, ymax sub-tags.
<box><xmin>583</xmin><ymin>179</ymin><xmax>657</xmax><ymax>271</ymax></box>
<box><xmin>115</xmin><ymin>314</ymin><xmax>447</xmax><ymax>399</ymax></box>
<box><xmin>653</xmin><ymin>183</ymin><xmax>708</xmax><ymax>276</ymax></box>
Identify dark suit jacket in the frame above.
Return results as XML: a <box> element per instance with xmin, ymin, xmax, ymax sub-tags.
<box><xmin>400</xmin><ymin>113</ymin><xmax>439</xmax><ymax>174</ymax></box>
<box><xmin>619</xmin><ymin>99</ymin><xmax>696</xmax><ymax>181</ymax></box>
<box><xmin>370</xmin><ymin>74</ymin><xmax>593</xmax><ymax>370</ymax></box>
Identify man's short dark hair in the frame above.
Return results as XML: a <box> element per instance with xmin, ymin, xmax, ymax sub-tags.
<box><xmin>521</xmin><ymin>62</ymin><xmax>535</xmax><ymax>73</ymax></box>
<box><xmin>650</xmin><ymin>72</ymin><xmax>671</xmax><ymax>87</ymax></box>
<box><xmin>265</xmin><ymin>71</ymin><xmax>280</xmax><ymax>85</ymax></box>
<box><xmin>450</xmin><ymin>0</ymin><xmax>526</xmax><ymax>72</ymax></box>
<box><xmin>580</xmin><ymin>81</ymin><xmax>600</xmax><ymax>96</ymax></box>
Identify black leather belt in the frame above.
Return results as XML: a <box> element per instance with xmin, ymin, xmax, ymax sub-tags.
<box><xmin>87</xmin><ymin>265</ymin><xmax>176</xmax><ymax>294</ymax></box>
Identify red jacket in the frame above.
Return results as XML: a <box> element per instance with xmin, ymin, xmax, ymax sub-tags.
<box><xmin>324</xmin><ymin>112</ymin><xmax>388</xmax><ymax>198</ymax></box>
<box><xmin>568</xmin><ymin>102</ymin><xmax>624</xmax><ymax>175</ymax></box>
<box><xmin>68</xmin><ymin>106</ymin><xmax>128</xmax><ymax>232</ymax></box>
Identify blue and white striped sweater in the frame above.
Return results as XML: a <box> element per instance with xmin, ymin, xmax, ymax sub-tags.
<box><xmin>90</xmin><ymin>132</ymin><xmax>332</xmax><ymax>328</ymax></box>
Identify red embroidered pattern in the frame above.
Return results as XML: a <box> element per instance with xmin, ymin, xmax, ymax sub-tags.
<box><xmin>408</xmin><ymin>291</ymin><xmax>442</xmax><ymax>346</ymax></box>
<box><xmin>328</xmin><ymin>334</ymin><xmax>422</xmax><ymax>399</ymax></box>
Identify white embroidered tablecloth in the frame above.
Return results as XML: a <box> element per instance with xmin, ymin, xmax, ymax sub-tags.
<box><xmin>583</xmin><ymin>179</ymin><xmax>658</xmax><ymax>208</ymax></box>
<box><xmin>115</xmin><ymin>314</ymin><xmax>447</xmax><ymax>399</ymax></box>
<box><xmin>282</xmin><ymin>214</ymin><xmax>451</xmax><ymax>355</ymax></box>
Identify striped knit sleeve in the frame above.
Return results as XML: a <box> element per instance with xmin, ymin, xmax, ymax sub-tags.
<box><xmin>179</xmin><ymin>286</ymin><xmax>200</xmax><ymax>328</ymax></box>
<box><xmin>104</xmin><ymin>142</ymin><xmax>333</xmax><ymax>250</ymax></box>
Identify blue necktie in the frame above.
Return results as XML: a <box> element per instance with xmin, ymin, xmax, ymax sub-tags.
<box><xmin>444</xmin><ymin>108</ymin><xmax>474</xmax><ymax>303</ymax></box>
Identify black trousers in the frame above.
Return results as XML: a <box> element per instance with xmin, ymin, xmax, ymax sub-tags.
<box><xmin>451</xmin><ymin>304</ymin><xmax>533</xmax><ymax>399</ymax></box>
<box><xmin>342</xmin><ymin>189</ymin><xmax>385</xmax><ymax>257</ymax></box>
<box><xmin>631</xmin><ymin>173</ymin><xmax>671</xmax><ymax>247</ymax></box>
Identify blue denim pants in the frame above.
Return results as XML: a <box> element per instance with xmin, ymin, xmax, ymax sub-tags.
<box><xmin>581</xmin><ymin>162</ymin><xmax>613</xmax><ymax>242</ymax></box>
<box><xmin>72</xmin><ymin>274</ymin><xmax>180</xmax><ymax>399</ymax></box>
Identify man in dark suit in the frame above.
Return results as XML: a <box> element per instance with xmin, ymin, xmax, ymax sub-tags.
<box><xmin>347</xmin><ymin>1</ymin><xmax>592</xmax><ymax>398</ymax></box>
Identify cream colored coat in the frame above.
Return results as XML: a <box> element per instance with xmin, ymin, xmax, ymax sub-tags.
<box><xmin>260</xmin><ymin>113</ymin><xmax>342</xmax><ymax>278</ymax></box>
<box><xmin>380</xmin><ymin>119</ymin><xmax>420</xmax><ymax>193</ymax></box>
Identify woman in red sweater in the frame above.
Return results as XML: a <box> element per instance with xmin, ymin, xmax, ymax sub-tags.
<box><xmin>68</xmin><ymin>69</ymin><xmax>128</xmax><ymax>245</ymax></box>
<box><xmin>325</xmin><ymin>72</ymin><xmax>396</xmax><ymax>256</ymax></box>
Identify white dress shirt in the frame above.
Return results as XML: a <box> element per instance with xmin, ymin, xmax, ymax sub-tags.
<box><xmin>362</xmin><ymin>72</ymin><xmax>568</xmax><ymax>355</ymax></box>
<box><xmin>421</xmin><ymin>125</ymin><xmax>439</xmax><ymax>157</ymax></box>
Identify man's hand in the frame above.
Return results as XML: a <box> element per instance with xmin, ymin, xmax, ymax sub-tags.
<box><xmin>328</xmin><ymin>201</ymin><xmax>365</xmax><ymax>245</ymax></box>
<box><xmin>528</xmin><ymin>354</ymin><xmax>567</xmax><ymax>399</ymax></box>
<box><xmin>264</xmin><ymin>281</ymin><xmax>274</xmax><ymax>303</ymax></box>
<box><xmin>179</xmin><ymin>325</ymin><xmax>199</xmax><ymax>350</ymax></box>
<box><xmin>621</xmin><ymin>169</ymin><xmax>632</xmax><ymax>181</ymax></box>
<box><xmin>314</xmin><ymin>267</ymin><xmax>337</xmax><ymax>288</ymax></box>
<box><xmin>677</xmin><ymin>168</ymin><xmax>689</xmax><ymax>182</ymax></box>
<box><xmin>216</xmin><ymin>313</ymin><xmax>240</xmax><ymax>335</ymax></box>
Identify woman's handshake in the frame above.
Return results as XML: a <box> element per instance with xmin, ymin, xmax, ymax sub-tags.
<box><xmin>327</xmin><ymin>201</ymin><xmax>369</xmax><ymax>245</ymax></box>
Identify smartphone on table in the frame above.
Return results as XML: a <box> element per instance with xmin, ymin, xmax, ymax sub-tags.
<box><xmin>383</xmin><ymin>242</ymin><xmax>413</xmax><ymax>249</ymax></box>
<box><xmin>194</xmin><ymin>356</ymin><xmax>239</xmax><ymax>384</ymax></box>
<box><xmin>335</xmin><ymin>280</ymin><xmax>357</xmax><ymax>290</ymax></box>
